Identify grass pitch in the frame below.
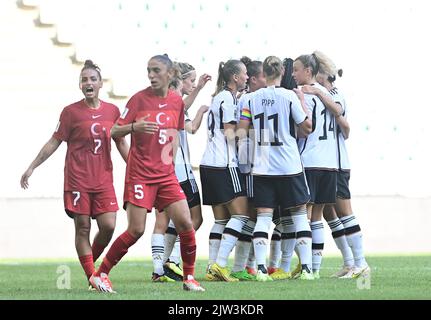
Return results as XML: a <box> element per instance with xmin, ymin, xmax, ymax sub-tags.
<box><xmin>0</xmin><ymin>255</ymin><xmax>430</xmax><ymax>300</ymax></box>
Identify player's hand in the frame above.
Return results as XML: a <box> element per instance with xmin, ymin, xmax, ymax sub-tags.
<box><xmin>197</xmin><ymin>73</ymin><xmax>212</xmax><ymax>90</ymax></box>
<box><xmin>293</xmin><ymin>88</ymin><xmax>305</xmax><ymax>101</ymax></box>
<box><xmin>20</xmin><ymin>168</ymin><xmax>33</xmax><ymax>189</ymax></box>
<box><xmin>133</xmin><ymin>115</ymin><xmax>159</xmax><ymax>134</ymax></box>
<box><xmin>300</xmin><ymin>85</ymin><xmax>317</xmax><ymax>95</ymax></box>
<box><xmin>198</xmin><ymin>105</ymin><xmax>209</xmax><ymax>114</ymax></box>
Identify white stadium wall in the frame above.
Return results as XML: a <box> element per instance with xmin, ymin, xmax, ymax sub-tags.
<box><xmin>1</xmin><ymin>0</ymin><xmax>430</xmax><ymax>258</ymax></box>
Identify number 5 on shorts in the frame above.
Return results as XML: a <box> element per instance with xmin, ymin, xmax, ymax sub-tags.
<box><xmin>72</xmin><ymin>191</ymin><xmax>80</xmax><ymax>206</ymax></box>
<box><xmin>134</xmin><ymin>185</ymin><xmax>144</xmax><ymax>199</ymax></box>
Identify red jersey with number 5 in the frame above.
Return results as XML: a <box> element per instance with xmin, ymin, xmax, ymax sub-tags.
<box><xmin>53</xmin><ymin>100</ymin><xmax>120</xmax><ymax>192</ymax></box>
<box><xmin>117</xmin><ymin>87</ymin><xmax>184</xmax><ymax>184</ymax></box>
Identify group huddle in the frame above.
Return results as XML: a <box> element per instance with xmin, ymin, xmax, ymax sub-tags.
<box><xmin>20</xmin><ymin>50</ymin><xmax>369</xmax><ymax>294</ymax></box>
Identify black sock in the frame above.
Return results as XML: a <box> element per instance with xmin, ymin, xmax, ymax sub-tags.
<box><xmin>258</xmin><ymin>264</ymin><xmax>267</xmax><ymax>274</ymax></box>
<box><xmin>301</xmin><ymin>264</ymin><xmax>311</xmax><ymax>273</ymax></box>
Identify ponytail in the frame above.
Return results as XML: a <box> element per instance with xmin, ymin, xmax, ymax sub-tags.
<box><xmin>212</xmin><ymin>60</ymin><xmax>243</xmax><ymax>97</ymax></box>
<box><xmin>312</xmin><ymin>51</ymin><xmax>342</xmax><ymax>83</ymax></box>
<box><xmin>169</xmin><ymin>62</ymin><xmax>183</xmax><ymax>90</ymax></box>
<box><xmin>213</xmin><ymin>61</ymin><xmax>226</xmax><ymax>97</ymax></box>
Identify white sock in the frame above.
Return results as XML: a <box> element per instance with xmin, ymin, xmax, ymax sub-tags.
<box><xmin>341</xmin><ymin>215</ymin><xmax>368</xmax><ymax>268</ymax></box>
<box><xmin>232</xmin><ymin>220</ymin><xmax>255</xmax><ymax>272</ymax></box>
<box><xmin>252</xmin><ymin>213</ymin><xmax>273</xmax><ymax>271</ymax></box>
<box><xmin>291</xmin><ymin>207</ymin><xmax>312</xmax><ymax>271</ymax></box>
<box><xmin>216</xmin><ymin>215</ymin><xmax>249</xmax><ymax>267</ymax></box>
<box><xmin>169</xmin><ymin>237</ymin><xmax>181</xmax><ymax>265</ymax></box>
<box><xmin>294</xmin><ymin>246</ymin><xmax>300</xmax><ymax>264</ymax></box>
<box><xmin>151</xmin><ymin>233</ymin><xmax>165</xmax><ymax>275</ymax></box>
<box><xmin>327</xmin><ymin>218</ymin><xmax>354</xmax><ymax>267</ymax></box>
<box><xmin>208</xmin><ymin>219</ymin><xmax>228</xmax><ymax>266</ymax></box>
<box><xmin>163</xmin><ymin>220</ymin><xmax>177</xmax><ymax>263</ymax></box>
<box><xmin>268</xmin><ymin>223</ymin><xmax>282</xmax><ymax>268</ymax></box>
<box><xmin>246</xmin><ymin>244</ymin><xmax>256</xmax><ymax>269</ymax></box>
<box><xmin>280</xmin><ymin>215</ymin><xmax>296</xmax><ymax>272</ymax></box>
<box><xmin>311</xmin><ymin>221</ymin><xmax>325</xmax><ymax>272</ymax></box>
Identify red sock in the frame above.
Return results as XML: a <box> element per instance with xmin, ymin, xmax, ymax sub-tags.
<box><xmin>79</xmin><ymin>254</ymin><xmax>95</xmax><ymax>280</ymax></box>
<box><xmin>96</xmin><ymin>231</ymin><xmax>137</xmax><ymax>276</ymax></box>
<box><xmin>179</xmin><ymin>229</ymin><xmax>196</xmax><ymax>279</ymax></box>
<box><xmin>92</xmin><ymin>240</ymin><xmax>105</xmax><ymax>262</ymax></box>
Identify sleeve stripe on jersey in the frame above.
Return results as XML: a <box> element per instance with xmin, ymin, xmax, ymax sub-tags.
<box><xmin>240</xmin><ymin>108</ymin><xmax>252</xmax><ymax>121</ymax></box>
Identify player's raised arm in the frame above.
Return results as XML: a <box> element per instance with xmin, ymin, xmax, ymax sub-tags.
<box><xmin>185</xmin><ymin>105</ymin><xmax>209</xmax><ymax>134</ymax></box>
<box><xmin>183</xmin><ymin>72</ymin><xmax>212</xmax><ymax>110</ymax></box>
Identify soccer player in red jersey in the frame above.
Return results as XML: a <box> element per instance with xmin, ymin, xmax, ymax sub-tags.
<box><xmin>89</xmin><ymin>54</ymin><xmax>205</xmax><ymax>293</ymax></box>
<box><xmin>20</xmin><ymin>60</ymin><xmax>129</xmax><ymax>288</ymax></box>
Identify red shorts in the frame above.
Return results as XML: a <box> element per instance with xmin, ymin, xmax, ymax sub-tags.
<box><xmin>124</xmin><ymin>178</ymin><xmax>186</xmax><ymax>212</ymax></box>
<box><xmin>64</xmin><ymin>186</ymin><xmax>119</xmax><ymax>219</ymax></box>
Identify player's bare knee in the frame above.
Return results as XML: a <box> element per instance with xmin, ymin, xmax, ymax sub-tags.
<box><xmin>76</xmin><ymin>224</ymin><xmax>91</xmax><ymax>238</ymax></box>
<box><xmin>154</xmin><ymin>217</ymin><xmax>168</xmax><ymax>233</ymax></box>
<box><xmin>174</xmin><ymin>219</ymin><xmax>193</xmax><ymax>233</ymax></box>
<box><xmin>101</xmin><ymin>224</ymin><xmax>115</xmax><ymax>237</ymax></box>
<box><xmin>192</xmin><ymin>216</ymin><xmax>203</xmax><ymax>230</ymax></box>
<box><xmin>323</xmin><ymin>205</ymin><xmax>337</xmax><ymax>221</ymax></box>
<box><xmin>127</xmin><ymin>226</ymin><xmax>145</xmax><ymax>239</ymax></box>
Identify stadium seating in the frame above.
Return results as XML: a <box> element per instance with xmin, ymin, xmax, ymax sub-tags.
<box><xmin>1</xmin><ymin>0</ymin><xmax>429</xmax><ymax>198</ymax></box>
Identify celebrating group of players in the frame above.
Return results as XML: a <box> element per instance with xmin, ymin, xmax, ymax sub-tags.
<box><xmin>20</xmin><ymin>51</ymin><xmax>369</xmax><ymax>294</ymax></box>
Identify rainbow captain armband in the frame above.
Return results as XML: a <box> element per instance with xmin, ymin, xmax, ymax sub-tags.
<box><xmin>240</xmin><ymin>108</ymin><xmax>252</xmax><ymax>121</ymax></box>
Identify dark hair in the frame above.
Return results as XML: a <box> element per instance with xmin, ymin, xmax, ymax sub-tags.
<box><xmin>280</xmin><ymin>58</ymin><xmax>297</xmax><ymax>90</ymax></box>
<box><xmin>81</xmin><ymin>59</ymin><xmax>102</xmax><ymax>80</ymax></box>
<box><xmin>212</xmin><ymin>59</ymin><xmax>244</xmax><ymax>97</ymax></box>
<box><xmin>295</xmin><ymin>53</ymin><xmax>320</xmax><ymax>76</ymax></box>
<box><xmin>240</xmin><ymin>56</ymin><xmax>262</xmax><ymax>83</ymax></box>
<box><xmin>263</xmin><ymin>56</ymin><xmax>283</xmax><ymax>80</ymax></box>
<box><xmin>150</xmin><ymin>53</ymin><xmax>173</xmax><ymax>69</ymax></box>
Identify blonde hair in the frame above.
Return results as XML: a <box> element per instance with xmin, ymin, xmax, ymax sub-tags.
<box><xmin>313</xmin><ymin>50</ymin><xmax>343</xmax><ymax>82</ymax></box>
<box><xmin>169</xmin><ymin>62</ymin><xmax>182</xmax><ymax>90</ymax></box>
<box><xmin>263</xmin><ymin>56</ymin><xmax>283</xmax><ymax>80</ymax></box>
<box><xmin>177</xmin><ymin>62</ymin><xmax>195</xmax><ymax>79</ymax></box>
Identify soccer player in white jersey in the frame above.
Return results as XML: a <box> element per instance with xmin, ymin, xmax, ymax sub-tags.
<box><xmin>293</xmin><ymin>53</ymin><xmax>339</xmax><ymax>279</ymax></box>
<box><xmin>269</xmin><ymin>57</ymin><xmax>301</xmax><ymax>279</ymax></box>
<box><xmin>151</xmin><ymin>63</ymin><xmax>211</xmax><ymax>282</ymax></box>
<box><xmin>239</xmin><ymin>56</ymin><xmax>314</xmax><ymax>281</ymax></box>
<box><xmin>301</xmin><ymin>52</ymin><xmax>370</xmax><ymax>278</ymax></box>
<box><xmin>230</xmin><ymin>56</ymin><xmax>267</xmax><ymax>281</ymax></box>
<box><xmin>200</xmin><ymin>59</ymin><xmax>250</xmax><ymax>282</ymax></box>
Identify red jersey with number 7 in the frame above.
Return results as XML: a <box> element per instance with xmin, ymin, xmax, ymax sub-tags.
<box><xmin>117</xmin><ymin>87</ymin><xmax>184</xmax><ymax>184</ymax></box>
<box><xmin>53</xmin><ymin>100</ymin><xmax>120</xmax><ymax>192</ymax></box>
